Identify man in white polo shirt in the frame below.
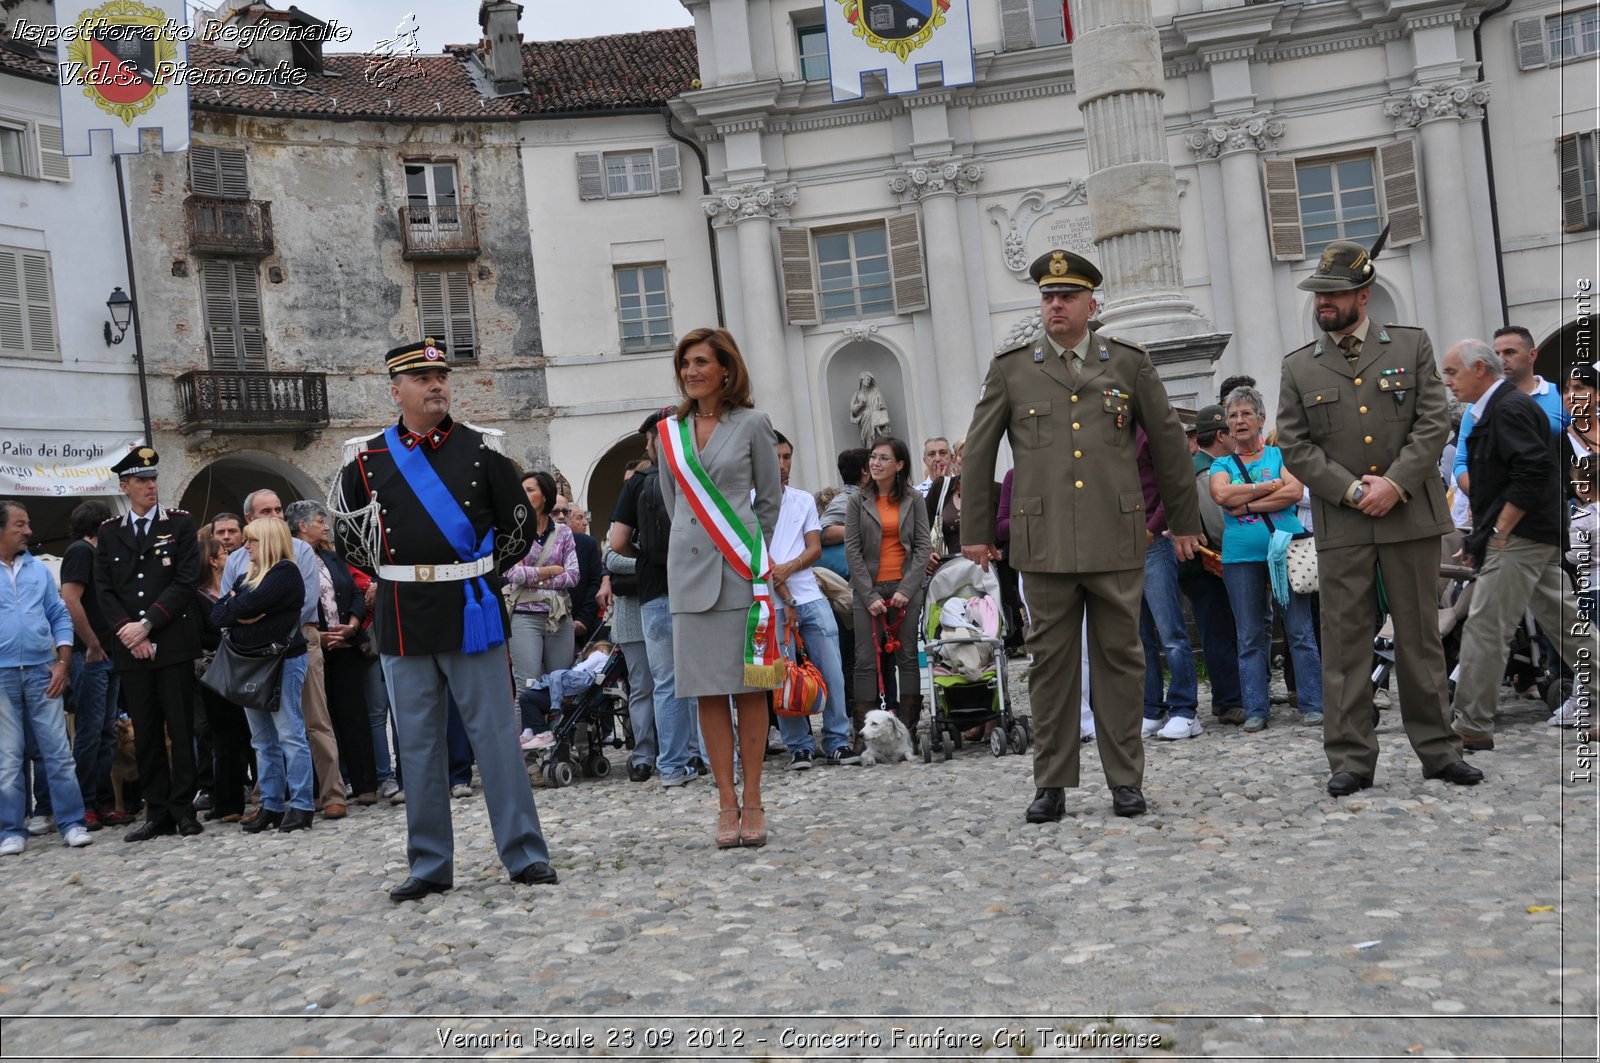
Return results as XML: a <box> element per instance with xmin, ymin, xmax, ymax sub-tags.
<box><xmin>767</xmin><ymin>433</ymin><xmax>857</xmax><ymax>767</ymax></box>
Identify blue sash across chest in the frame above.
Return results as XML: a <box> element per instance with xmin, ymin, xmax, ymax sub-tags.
<box><xmin>383</xmin><ymin>425</ymin><xmax>505</xmax><ymax>654</ymax></box>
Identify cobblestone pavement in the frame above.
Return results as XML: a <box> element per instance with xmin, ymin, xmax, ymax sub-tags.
<box><xmin>1</xmin><ymin>665</ymin><xmax>1595</xmax><ymax>1061</ymax></box>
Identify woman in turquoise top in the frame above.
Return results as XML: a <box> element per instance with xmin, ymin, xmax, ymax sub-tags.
<box><xmin>1208</xmin><ymin>386</ymin><xmax>1323</xmax><ymax>733</ymax></box>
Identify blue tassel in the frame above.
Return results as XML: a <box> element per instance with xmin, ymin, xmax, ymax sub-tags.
<box><xmin>461</xmin><ymin>581</ymin><xmax>488</xmax><ymax>655</ymax></box>
<box><xmin>478</xmin><ymin>577</ymin><xmax>506</xmax><ymax>649</ymax></box>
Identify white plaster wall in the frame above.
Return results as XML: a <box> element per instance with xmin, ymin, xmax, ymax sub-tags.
<box><xmin>0</xmin><ymin>73</ymin><xmax>144</xmax><ymax>446</ymax></box>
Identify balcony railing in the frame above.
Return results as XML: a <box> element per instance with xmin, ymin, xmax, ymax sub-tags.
<box><xmin>176</xmin><ymin>370</ymin><xmax>329</xmax><ymax>434</ymax></box>
<box><xmin>186</xmin><ymin>196</ymin><xmax>275</xmax><ymax>256</ymax></box>
<box><xmin>399</xmin><ymin>203</ymin><xmax>480</xmax><ymax>258</ymax></box>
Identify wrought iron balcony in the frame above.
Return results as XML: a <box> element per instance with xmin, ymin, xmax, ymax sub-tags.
<box><xmin>399</xmin><ymin>203</ymin><xmax>480</xmax><ymax>258</ymax></box>
<box><xmin>185</xmin><ymin>196</ymin><xmax>275</xmax><ymax>256</ymax></box>
<box><xmin>176</xmin><ymin>370</ymin><xmax>329</xmax><ymax>434</ymax></box>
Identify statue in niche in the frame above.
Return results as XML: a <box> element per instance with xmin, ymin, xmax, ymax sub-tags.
<box><xmin>850</xmin><ymin>371</ymin><xmax>893</xmax><ymax>448</ymax></box>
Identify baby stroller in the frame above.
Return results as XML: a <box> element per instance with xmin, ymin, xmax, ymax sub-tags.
<box><xmin>920</xmin><ymin>556</ymin><xmax>1027</xmax><ymax>761</ymax></box>
<box><xmin>522</xmin><ymin>627</ymin><xmax>634</xmax><ymax>788</ymax></box>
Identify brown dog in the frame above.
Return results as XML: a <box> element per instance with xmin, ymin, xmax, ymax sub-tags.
<box><xmin>109</xmin><ymin>715</ymin><xmax>138</xmax><ymax>815</ymax></box>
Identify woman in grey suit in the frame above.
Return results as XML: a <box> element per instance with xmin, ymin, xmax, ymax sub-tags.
<box><xmin>844</xmin><ymin>437</ymin><xmax>932</xmax><ymax>744</ymax></box>
<box><xmin>656</xmin><ymin>328</ymin><xmax>784</xmax><ymax>849</ymax></box>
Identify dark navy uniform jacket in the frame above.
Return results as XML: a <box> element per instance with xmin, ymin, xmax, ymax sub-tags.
<box><xmin>93</xmin><ymin>506</ymin><xmax>202</xmax><ymax>669</ymax></box>
<box><xmin>337</xmin><ymin>415</ymin><xmax>530</xmax><ymax>657</ymax></box>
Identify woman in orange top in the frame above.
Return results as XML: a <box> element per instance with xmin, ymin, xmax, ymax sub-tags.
<box><xmin>843</xmin><ymin>437</ymin><xmax>932</xmax><ymax>747</ymax></box>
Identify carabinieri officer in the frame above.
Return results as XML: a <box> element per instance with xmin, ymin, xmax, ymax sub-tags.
<box><xmin>334</xmin><ymin>338</ymin><xmax>558</xmax><ymax>901</ymax></box>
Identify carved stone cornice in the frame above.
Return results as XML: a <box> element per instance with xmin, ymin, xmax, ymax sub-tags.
<box><xmin>887</xmin><ymin>157</ymin><xmax>985</xmax><ymax>202</ymax></box>
<box><xmin>986</xmin><ymin>183</ymin><xmax>1089</xmax><ymax>276</ymax></box>
<box><xmin>1184</xmin><ymin>110</ymin><xmax>1286</xmax><ymax>159</ymax></box>
<box><xmin>1383</xmin><ymin>79</ymin><xmax>1490</xmax><ymax>126</ymax></box>
<box><xmin>701</xmin><ymin>183</ymin><xmax>799</xmax><ymax>226</ymax></box>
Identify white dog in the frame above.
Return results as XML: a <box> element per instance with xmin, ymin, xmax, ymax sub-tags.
<box><xmin>859</xmin><ymin>709</ymin><xmax>913</xmax><ymax>766</ymax></box>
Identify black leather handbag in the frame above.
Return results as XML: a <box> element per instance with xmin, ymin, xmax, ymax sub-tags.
<box><xmin>200</xmin><ymin>632</ymin><xmax>290</xmax><ymax>712</ymax></box>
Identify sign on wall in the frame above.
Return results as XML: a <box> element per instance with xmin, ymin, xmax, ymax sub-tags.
<box><xmin>0</xmin><ymin>434</ymin><xmax>136</xmax><ymax>497</ymax></box>
<box><xmin>826</xmin><ymin>0</ymin><xmax>975</xmax><ymax>101</ymax></box>
<box><xmin>53</xmin><ymin>0</ymin><xmax>190</xmax><ymax>154</ymax></box>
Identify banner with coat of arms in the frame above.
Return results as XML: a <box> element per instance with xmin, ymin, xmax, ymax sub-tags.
<box><xmin>55</xmin><ymin>0</ymin><xmax>190</xmax><ymax>154</ymax></box>
<box><xmin>826</xmin><ymin>0</ymin><xmax>975</xmax><ymax>101</ymax></box>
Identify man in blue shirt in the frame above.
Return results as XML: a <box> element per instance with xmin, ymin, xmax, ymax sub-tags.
<box><xmin>0</xmin><ymin>501</ymin><xmax>94</xmax><ymax>854</ymax></box>
<box><xmin>1452</xmin><ymin>326</ymin><xmax>1568</xmax><ymax>498</ymax></box>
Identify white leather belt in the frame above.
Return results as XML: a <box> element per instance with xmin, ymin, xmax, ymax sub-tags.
<box><xmin>377</xmin><ymin>556</ymin><xmax>495</xmax><ymax>583</ymax></box>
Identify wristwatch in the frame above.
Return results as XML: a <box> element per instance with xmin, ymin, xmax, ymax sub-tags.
<box><xmin>1351</xmin><ymin>484</ymin><xmax>1367</xmax><ymax>504</ymax></box>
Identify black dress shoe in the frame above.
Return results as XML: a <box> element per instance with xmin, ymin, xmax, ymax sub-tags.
<box><xmin>177</xmin><ymin>817</ymin><xmax>204</xmax><ymax>837</ymax></box>
<box><xmin>241</xmin><ymin>810</ymin><xmax>284</xmax><ymax>834</ymax></box>
<box><xmin>1025</xmin><ymin>788</ymin><xmax>1065</xmax><ymax>823</ymax></box>
<box><xmin>277</xmin><ymin>809</ymin><xmax>314</xmax><ymax>833</ymax></box>
<box><xmin>1425</xmin><ymin>759</ymin><xmax>1484</xmax><ymax>786</ymax></box>
<box><xmin>1111</xmin><ymin>786</ymin><xmax>1147</xmax><ymax>817</ymax></box>
<box><xmin>1327</xmin><ymin>771</ymin><xmax>1372</xmax><ymax>797</ymax></box>
<box><xmin>389</xmin><ymin>876</ymin><xmax>452</xmax><ymax>902</ymax></box>
<box><xmin>510</xmin><ymin>861</ymin><xmax>559</xmax><ymax>885</ymax></box>
<box><xmin>628</xmin><ymin>763</ymin><xmax>653</xmax><ymax>783</ymax></box>
<box><xmin>124</xmin><ymin>819</ymin><xmax>177</xmax><ymax>842</ymax></box>
<box><xmin>191</xmin><ymin>789</ymin><xmax>213</xmax><ymax>812</ymax></box>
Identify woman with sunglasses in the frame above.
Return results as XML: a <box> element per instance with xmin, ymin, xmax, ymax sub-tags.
<box><xmin>844</xmin><ymin>437</ymin><xmax>932</xmax><ymax>749</ymax></box>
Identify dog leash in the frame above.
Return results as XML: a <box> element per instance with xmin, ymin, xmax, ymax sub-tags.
<box><xmin>871</xmin><ymin>604</ymin><xmax>904</xmax><ymax>713</ymax></box>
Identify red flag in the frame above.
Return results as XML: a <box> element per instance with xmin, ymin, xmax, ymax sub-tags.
<box><xmin>1063</xmin><ymin>0</ymin><xmax>1074</xmax><ymax>42</ymax></box>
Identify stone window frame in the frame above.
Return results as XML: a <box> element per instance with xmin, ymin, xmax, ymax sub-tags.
<box><xmin>1262</xmin><ymin>140</ymin><xmax>1423</xmax><ymax>261</ymax></box>
<box><xmin>0</xmin><ymin>245</ymin><xmax>60</xmax><ymax>360</ymax></box>
<box><xmin>796</xmin><ymin>22</ymin><xmax>829</xmax><ymax>82</ymax></box>
<box><xmin>813</xmin><ymin>223</ymin><xmax>897</xmax><ymax>324</ymax></box>
<box><xmin>779</xmin><ymin>214</ymin><xmax>927</xmax><ymax>326</ymax></box>
<box><xmin>998</xmin><ymin>0</ymin><xmax>1068</xmax><ymax>50</ymax></box>
<box><xmin>613</xmin><ymin>263</ymin><xmax>674</xmax><ymax>354</ymax></box>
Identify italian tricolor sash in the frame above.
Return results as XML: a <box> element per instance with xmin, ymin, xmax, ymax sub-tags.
<box><xmin>658</xmin><ymin>415</ymin><xmax>786</xmax><ymax>689</ymax></box>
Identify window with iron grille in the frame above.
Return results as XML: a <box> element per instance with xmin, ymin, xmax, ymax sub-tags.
<box><xmin>614</xmin><ymin>265</ymin><xmax>673</xmax><ymax>353</ymax></box>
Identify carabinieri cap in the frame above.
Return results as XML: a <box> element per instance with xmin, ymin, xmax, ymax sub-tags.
<box><xmin>385</xmin><ymin>337</ymin><xmax>450</xmax><ymax>376</ymax></box>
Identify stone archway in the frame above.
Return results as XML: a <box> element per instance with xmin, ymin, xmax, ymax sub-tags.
<box><xmin>178</xmin><ymin>452</ymin><xmax>322</xmax><ymax>525</ymax></box>
<box><xmin>582</xmin><ymin>433</ymin><xmax>650</xmax><ymax>540</ymax></box>
<box><xmin>1542</xmin><ymin>317</ymin><xmax>1593</xmax><ymax>388</ymax></box>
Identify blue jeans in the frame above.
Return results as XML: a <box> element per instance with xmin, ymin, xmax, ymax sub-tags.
<box><xmin>1140</xmin><ymin>537</ymin><xmax>1199</xmax><ymax>719</ymax></box>
<box><xmin>1179</xmin><ymin>571</ymin><xmax>1243</xmax><ymax>711</ymax></box>
<box><xmin>640</xmin><ymin>596</ymin><xmax>701</xmax><ymax>781</ymax></box>
<box><xmin>242</xmin><ymin>654</ymin><xmax>314</xmax><ymax>813</ymax></box>
<box><xmin>619</xmin><ymin>639</ymin><xmax>657</xmax><ymax>769</ymax></box>
<box><xmin>70</xmin><ymin>653</ymin><xmax>120</xmax><ymax>810</ymax></box>
<box><xmin>363</xmin><ymin>654</ymin><xmax>395</xmax><ymax>783</ymax></box>
<box><xmin>0</xmin><ymin>664</ymin><xmax>87</xmax><ymax>838</ymax></box>
<box><xmin>773</xmin><ymin>599</ymin><xmax>852</xmax><ymax>756</ymax></box>
<box><xmin>1222</xmin><ymin>562</ymin><xmax>1323</xmax><ymax>719</ymax></box>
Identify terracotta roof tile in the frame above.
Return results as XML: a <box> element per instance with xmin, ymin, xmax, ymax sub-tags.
<box><xmin>515</xmin><ymin>28</ymin><xmax>698</xmax><ymax>114</ymax></box>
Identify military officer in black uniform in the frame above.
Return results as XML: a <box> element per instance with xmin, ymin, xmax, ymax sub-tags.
<box><xmin>333</xmin><ymin>339</ymin><xmax>558</xmax><ymax>902</ymax></box>
<box><xmin>93</xmin><ymin>447</ymin><xmax>205</xmax><ymax>840</ymax></box>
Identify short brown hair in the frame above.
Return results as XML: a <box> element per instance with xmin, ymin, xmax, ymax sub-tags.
<box><xmin>673</xmin><ymin>327</ymin><xmax>754</xmax><ymax>420</ymax></box>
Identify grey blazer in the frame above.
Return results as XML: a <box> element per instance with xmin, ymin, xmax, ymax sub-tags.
<box><xmin>843</xmin><ymin>487</ymin><xmax>932</xmax><ymax>606</ymax></box>
<box><xmin>657</xmin><ymin>404</ymin><xmax>783</xmax><ymax>614</ymax></box>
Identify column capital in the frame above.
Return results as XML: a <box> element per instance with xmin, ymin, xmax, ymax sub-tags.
<box><xmin>1383</xmin><ymin>79</ymin><xmax>1491</xmax><ymax>127</ymax></box>
<box><xmin>887</xmin><ymin>156</ymin><xmax>985</xmax><ymax>202</ymax></box>
<box><xmin>1183</xmin><ymin>110</ymin><xmax>1286</xmax><ymax>159</ymax></box>
<box><xmin>701</xmin><ymin>183</ymin><xmax>799</xmax><ymax>227</ymax></box>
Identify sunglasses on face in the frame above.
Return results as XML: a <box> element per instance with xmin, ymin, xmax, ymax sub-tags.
<box><xmin>553</xmin><ymin>508</ymin><xmax>569</xmax><ymax>516</ymax></box>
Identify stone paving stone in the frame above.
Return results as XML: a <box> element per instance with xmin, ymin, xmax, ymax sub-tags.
<box><xmin>0</xmin><ymin>665</ymin><xmax>1593</xmax><ymax>1059</ymax></box>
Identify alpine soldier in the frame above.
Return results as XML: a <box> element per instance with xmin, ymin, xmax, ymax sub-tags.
<box><xmin>93</xmin><ymin>447</ymin><xmax>205</xmax><ymax>841</ymax></box>
<box><xmin>332</xmin><ymin>339</ymin><xmax>558</xmax><ymax>901</ymax></box>
<box><xmin>1275</xmin><ymin>230</ymin><xmax>1482</xmax><ymax>796</ymax></box>
<box><xmin>961</xmin><ymin>250</ymin><xmax>1203</xmax><ymax>823</ymax></box>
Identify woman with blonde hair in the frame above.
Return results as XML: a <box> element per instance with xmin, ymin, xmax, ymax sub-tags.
<box><xmin>210</xmin><ymin>517</ymin><xmax>313</xmax><ymax>833</ymax></box>
<box><xmin>655</xmin><ymin>327</ymin><xmax>783</xmax><ymax>848</ymax></box>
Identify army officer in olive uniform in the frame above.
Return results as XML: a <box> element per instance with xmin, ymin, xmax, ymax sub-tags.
<box><xmin>1275</xmin><ymin>236</ymin><xmax>1481</xmax><ymax>796</ymax></box>
<box><xmin>93</xmin><ymin>447</ymin><xmax>205</xmax><ymax>841</ymax></box>
<box><xmin>963</xmin><ymin>250</ymin><xmax>1203</xmax><ymax>823</ymax></box>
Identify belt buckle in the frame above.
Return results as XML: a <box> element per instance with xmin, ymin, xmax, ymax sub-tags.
<box><xmin>416</xmin><ymin>564</ymin><xmax>436</xmax><ymax>583</ymax></box>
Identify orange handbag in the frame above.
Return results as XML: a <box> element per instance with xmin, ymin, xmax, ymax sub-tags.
<box><xmin>775</xmin><ymin>617</ymin><xmax>828</xmax><ymax>717</ymax></box>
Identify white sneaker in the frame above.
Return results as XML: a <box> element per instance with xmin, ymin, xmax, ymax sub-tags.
<box><xmin>1140</xmin><ymin>716</ymin><xmax>1167</xmax><ymax>739</ymax></box>
<box><xmin>450</xmin><ymin>783</ymin><xmax>473</xmax><ymax>799</ymax></box>
<box><xmin>1080</xmin><ymin>729</ymin><xmax>1096</xmax><ymax>743</ymax></box>
<box><xmin>1157</xmin><ymin>716</ymin><xmax>1204</xmax><ymax>741</ymax></box>
<box><xmin>521</xmin><ymin>731</ymin><xmax>555</xmax><ymax>751</ymax></box>
<box><xmin>0</xmin><ymin>835</ymin><xmax>24</xmax><ymax>856</ymax></box>
<box><xmin>62</xmin><ymin>825</ymin><xmax>93</xmax><ymax>848</ymax></box>
<box><xmin>1549</xmin><ymin>694</ymin><xmax>1583</xmax><ymax>728</ymax></box>
<box><xmin>766</xmin><ymin>726</ymin><xmax>786</xmax><ymax>754</ymax></box>
<box><xmin>24</xmin><ymin>816</ymin><xmax>51</xmax><ymax>837</ymax></box>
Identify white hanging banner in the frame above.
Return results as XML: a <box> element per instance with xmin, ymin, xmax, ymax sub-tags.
<box><xmin>53</xmin><ymin>0</ymin><xmax>191</xmax><ymax>154</ymax></box>
<box><xmin>827</xmin><ymin>0</ymin><xmax>975</xmax><ymax>102</ymax></box>
<box><xmin>0</xmin><ymin>433</ymin><xmax>137</xmax><ymax>497</ymax></box>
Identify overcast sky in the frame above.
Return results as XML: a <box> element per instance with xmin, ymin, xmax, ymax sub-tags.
<box><xmin>219</xmin><ymin>0</ymin><xmax>695</xmax><ymax>52</ymax></box>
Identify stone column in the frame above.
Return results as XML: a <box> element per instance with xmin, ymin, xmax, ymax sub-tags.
<box><xmin>703</xmin><ymin>183</ymin><xmax>800</xmax><ymax>435</ymax></box>
<box><xmin>1072</xmin><ymin>0</ymin><xmax>1210</xmax><ymax>338</ymax></box>
<box><xmin>1185</xmin><ymin>111</ymin><xmax>1286</xmax><ymax>394</ymax></box>
<box><xmin>889</xmin><ymin>157</ymin><xmax>984</xmax><ymax>441</ymax></box>
<box><xmin>1384</xmin><ymin>79</ymin><xmax>1491</xmax><ymax>343</ymax></box>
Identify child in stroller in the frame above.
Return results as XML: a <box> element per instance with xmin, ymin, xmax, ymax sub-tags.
<box><xmin>518</xmin><ymin>640</ymin><xmax>613</xmax><ymax>751</ymax></box>
<box><xmin>517</xmin><ymin>635</ymin><xmax>634</xmax><ymax>787</ymax></box>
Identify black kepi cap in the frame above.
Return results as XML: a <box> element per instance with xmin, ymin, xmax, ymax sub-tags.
<box><xmin>386</xmin><ymin>337</ymin><xmax>450</xmax><ymax>376</ymax></box>
<box><xmin>111</xmin><ymin>446</ymin><xmax>159</xmax><ymax>479</ymax></box>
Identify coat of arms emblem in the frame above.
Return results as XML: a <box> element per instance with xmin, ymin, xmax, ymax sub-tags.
<box><xmin>834</xmin><ymin>0</ymin><xmax>951</xmax><ymax>61</ymax></box>
<box><xmin>64</xmin><ymin>0</ymin><xmax>179</xmax><ymax>124</ymax></box>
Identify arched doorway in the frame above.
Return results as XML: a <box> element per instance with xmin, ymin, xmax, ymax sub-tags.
<box><xmin>1542</xmin><ymin>317</ymin><xmax>1592</xmax><ymax>388</ymax></box>
<box><xmin>178</xmin><ymin>452</ymin><xmax>322</xmax><ymax>524</ymax></box>
<box><xmin>583</xmin><ymin>433</ymin><xmax>650</xmax><ymax>539</ymax></box>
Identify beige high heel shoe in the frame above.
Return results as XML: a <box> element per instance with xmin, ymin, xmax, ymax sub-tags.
<box><xmin>739</xmin><ymin>805</ymin><xmax>766</xmax><ymax>848</ymax></box>
<box><xmin>715</xmin><ymin>807</ymin><xmax>742</xmax><ymax>849</ymax></box>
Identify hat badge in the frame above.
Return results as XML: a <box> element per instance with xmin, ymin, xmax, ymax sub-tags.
<box><xmin>138</xmin><ymin>447</ymin><xmax>154</xmax><ymax>460</ymax></box>
<box><xmin>423</xmin><ymin>341</ymin><xmax>443</xmax><ymax>361</ymax></box>
<box><xmin>1048</xmin><ymin>251</ymin><xmax>1070</xmax><ymax>277</ymax></box>
<box><xmin>1317</xmin><ymin>246</ymin><xmax>1339</xmax><ymax>273</ymax></box>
